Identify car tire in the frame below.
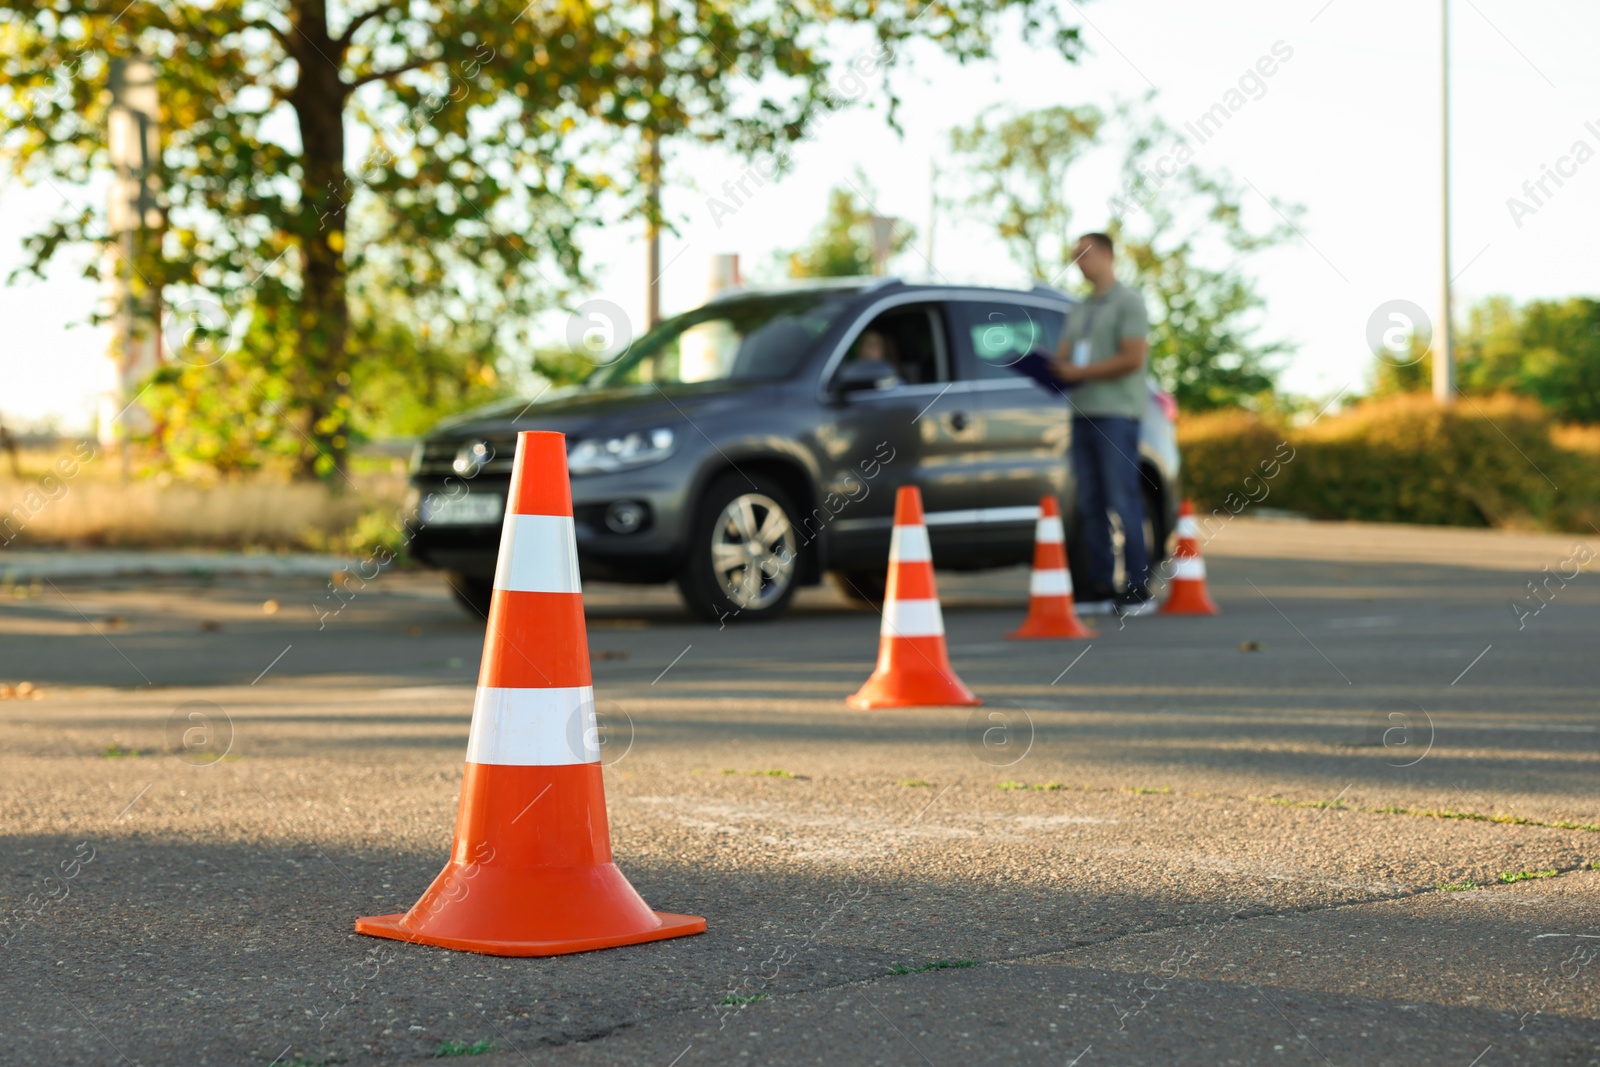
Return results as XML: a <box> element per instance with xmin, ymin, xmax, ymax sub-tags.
<box><xmin>676</xmin><ymin>473</ymin><xmax>804</xmax><ymax>623</ymax></box>
<box><xmin>1141</xmin><ymin>478</ymin><xmax>1171</xmax><ymax>570</ymax></box>
<box><xmin>446</xmin><ymin>572</ymin><xmax>495</xmax><ymax>619</ymax></box>
<box><xmin>828</xmin><ymin>568</ymin><xmax>886</xmax><ymax>609</ymax></box>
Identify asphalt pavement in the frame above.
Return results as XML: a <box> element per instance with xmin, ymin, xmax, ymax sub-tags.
<box><xmin>2</xmin><ymin>518</ymin><xmax>1598</xmax><ymax>1066</ymax></box>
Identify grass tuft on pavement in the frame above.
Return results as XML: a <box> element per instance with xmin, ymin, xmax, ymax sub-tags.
<box><xmin>1436</xmin><ymin>880</ymin><xmax>1479</xmax><ymax>891</ymax></box>
<box><xmin>434</xmin><ymin>1039</ymin><xmax>495</xmax><ymax>1057</ymax></box>
<box><xmin>718</xmin><ymin>993</ymin><xmax>766</xmax><ymax>1005</ymax></box>
<box><xmin>1498</xmin><ymin>869</ymin><xmax>1559</xmax><ymax>884</ymax></box>
<box><xmin>100</xmin><ymin>744</ymin><xmax>149</xmax><ymax>758</ymax></box>
<box><xmin>899</xmin><ymin>779</ymin><xmax>933</xmax><ymax>787</ymax></box>
<box><xmin>889</xmin><ymin>960</ymin><xmax>978</xmax><ymax>975</ymax></box>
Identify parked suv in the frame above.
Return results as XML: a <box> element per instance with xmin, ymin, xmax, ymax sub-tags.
<box><xmin>408</xmin><ymin>278</ymin><xmax>1181</xmax><ymax>621</ymax></box>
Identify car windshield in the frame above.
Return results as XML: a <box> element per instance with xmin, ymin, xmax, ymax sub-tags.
<box><xmin>588</xmin><ymin>291</ymin><xmax>856</xmax><ymax>389</ymax></box>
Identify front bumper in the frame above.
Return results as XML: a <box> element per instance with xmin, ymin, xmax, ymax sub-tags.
<box><xmin>406</xmin><ymin>469</ymin><xmax>693</xmax><ymax>583</ymax></box>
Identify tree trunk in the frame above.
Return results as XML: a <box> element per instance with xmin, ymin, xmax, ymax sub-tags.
<box><xmin>288</xmin><ymin>0</ymin><xmax>351</xmax><ymax>481</ymax></box>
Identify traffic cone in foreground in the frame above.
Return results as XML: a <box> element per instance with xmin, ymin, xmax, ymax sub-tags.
<box><xmin>1160</xmin><ymin>500</ymin><xmax>1220</xmax><ymax>616</ymax></box>
<box><xmin>1008</xmin><ymin>496</ymin><xmax>1095</xmax><ymax>640</ymax></box>
<box><xmin>846</xmin><ymin>486</ymin><xmax>980</xmax><ymax>709</ymax></box>
<box><xmin>356</xmin><ymin>431</ymin><xmax>705</xmax><ymax>956</ymax></box>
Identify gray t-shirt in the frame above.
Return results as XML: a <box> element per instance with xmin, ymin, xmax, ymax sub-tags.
<box><xmin>1063</xmin><ymin>281</ymin><xmax>1150</xmax><ymax>420</ymax></box>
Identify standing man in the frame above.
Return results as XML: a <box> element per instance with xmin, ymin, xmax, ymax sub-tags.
<box><xmin>1052</xmin><ymin>232</ymin><xmax>1154</xmax><ymax>616</ymax></box>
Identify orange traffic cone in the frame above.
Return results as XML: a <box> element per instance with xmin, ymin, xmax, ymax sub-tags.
<box><xmin>846</xmin><ymin>486</ymin><xmax>980</xmax><ymax>709</ymax></box>
<box><xmin>356</xmin><ymin>431</ymin><xmax>705</xmax><ymax>956</ymax></box>
<box><xmin>1008</xmin><ymin>496</ymin><xmax>1095</xmax><ymax>640</ymax></box>
<box><xmin>1160</xmin><ymin>500</ymin><xmax>1220</xmax><ymax>616</ymax></box>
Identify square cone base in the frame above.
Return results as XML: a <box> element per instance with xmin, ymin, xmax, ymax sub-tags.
<box><xmin>354</xmin><ymin>910</ymin><xmax>706</xmax><ymax>957</ymax></box>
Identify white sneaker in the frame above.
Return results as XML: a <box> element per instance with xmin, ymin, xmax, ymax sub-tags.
<box><xmin>1075</xmin><ymin>598</ymin><xmax>1117</xmax><ymax>616</ymax></box>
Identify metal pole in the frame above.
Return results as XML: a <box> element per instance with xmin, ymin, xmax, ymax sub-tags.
<box><xmin>1435</xmin><ymin>0</ymin><xmax>1455</xmax><ymax>404</ymax></box>
<box><xmin>644</xmin><ymin>0</ymin><xmax>662</xmax><ymax>328</ymax></box>
<box><xmin>646</xmin><ymin>127</ymin><xmax>661</xmax><ymax>328</ymax></box>
<box><xmin>104</xmin><ymin>55</ymin><xmax>163</xmax><ymax>471</ymax></box>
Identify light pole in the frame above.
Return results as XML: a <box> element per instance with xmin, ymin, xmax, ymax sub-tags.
<box><xmin>103</xmin><ymin>55</ymin><xmax>164</xmax><ymax>466</ymax></box>
<box><xmin>643</xmin><ymin>0</ymin><xmax>663</xmax><ymax>329</ymax></box>
<box><xmin>1436</xmin><ymin>0</ymin><xmax>1455</xmax><ymax>404</ymax></box>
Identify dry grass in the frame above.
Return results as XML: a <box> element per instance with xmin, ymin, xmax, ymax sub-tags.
<box><xmin>1552</xmin><ymin>422</ymin><xmax>1600</xmax><ymax>458</ymax></box>
<box><xmin>0</xmin><ymin>444</ymin><xmax>410</xmax><ymax>551</ymax></box>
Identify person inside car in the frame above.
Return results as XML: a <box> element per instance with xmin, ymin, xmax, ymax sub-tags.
<box><xmin>851</xmin><ymin>328</ymin><xmax>902</xmax><ymax>381</ymax></box>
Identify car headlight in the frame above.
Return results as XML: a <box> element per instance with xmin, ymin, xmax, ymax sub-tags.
<box><xmin>567</xmin><ymin>428</ymin><xmax>676</xmax><ymax>475</ymax></box>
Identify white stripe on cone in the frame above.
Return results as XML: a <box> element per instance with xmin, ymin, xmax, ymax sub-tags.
<box><xmin>1177</xmin><ymin>516</ymin><xmax>1199</xmax><ymax>538</ymax></box>
<box><xmin>1029</xmin><ymin>569</ymin><xmax>1072</xmax><ymax>597</ymax></box>
<box><xmin>881</xmin><ymin>598</ymin><xmax>945</xmax><ymax>638</ymax></box>
<box><xmin>492</xmin><ymin>514</ymin><xmax>583</xmax><ymax>593</ymax></box>
<box><xmin>1173</xmin><ymin>557</ymin><xmax>1206</xmax><ymax>580</ymax></box>
<box><xmin>465</xmin><ymin>685</ymin><xmax>599</xmax><ymax>765</ymax></box>
<box><xmin>889</xmin><ymin>524</ymin><xmax>931</xmax><ymax>563</ymax></box>
<box><xmin>1034</xmin><ymin>516</ymin><xmax>1065</xmax><ymax>544</ymax></box>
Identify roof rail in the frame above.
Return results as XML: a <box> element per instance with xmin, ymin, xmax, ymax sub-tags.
<box><xmin>705</xmin><ymin>275</ymin><xmax>884</xmax><ymax>303</ymax></box>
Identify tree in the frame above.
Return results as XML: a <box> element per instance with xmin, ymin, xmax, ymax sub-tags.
<box><xmin>0</xmin><ymin>0</ymin><xmax>1083</xmax><ymax>478</ymax></box>
<box><xmin>948</xmin><ymin>105</ymin><xmax>1102</xmax><ymax>281</ymax></box>
<box><xmin>1456</xmin><ymin>296</ymin><xmax>1600</xmax><ymax>422</ymax></box>
<box><xmin>785</xmin><ymin>180</ymin><xmax>917</xmax><ymax>279</ymax></box>
<box><xmin>950</xmin><ymin>103</ymin><xmax>1297</xmax><ymax>411</ymax></box>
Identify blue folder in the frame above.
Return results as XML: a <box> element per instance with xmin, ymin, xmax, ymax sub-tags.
<box><xmin>1008</xmin><ymin>350</ymin><xmax>1074</xmax><ymax>398</ymax></box>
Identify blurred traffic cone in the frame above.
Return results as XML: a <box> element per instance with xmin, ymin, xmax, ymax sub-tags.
<box><xmin>1008</xmin><ymin>496</ymin><xmax>1095</xmax><ymax>640</ymax></box>
<box><xmin>356</xmin><ymin>431</ymin><xmax>705</xmax><ymax>956</ymax></box>
<box><xmin>846</xmin><ymin>486</ymin><xmax>980</xmax><ymax>709</ymax></box>
<box><xmin>1160</xmin><ymin>500</ymin><xmax>1220</xmax><ymax>616</ymax></box>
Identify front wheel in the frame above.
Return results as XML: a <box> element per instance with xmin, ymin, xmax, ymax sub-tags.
<box><xmin>676</xmin><ymin>474</ymin><xmax>804</xmax><ymax>623</ymax></box>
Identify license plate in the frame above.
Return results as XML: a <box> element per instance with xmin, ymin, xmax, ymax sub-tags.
<box><xmin>422</xmin><ymin>492</ymin><xmax>504</xmax><ymax>525</ymax></box>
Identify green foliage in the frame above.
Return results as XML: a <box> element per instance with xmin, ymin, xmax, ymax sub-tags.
<box><xmin>1370</xmin><ymin>335</ymin><xmax>1434</xmax><ymax>398</ymax></box>
<box><xmin>1375</xmin><ymin>296</ymin><xmax>1600</xmax><ymax>424</ymax></box>
<box><xmin>948</xmin><ymin>101</ymin><xmax>1296</xmax><ymax>411</ymax></box>
<box><xmin>948</xmin><ymin>105</ymin><xmax>1103</xmax><ymax>280</ymax></box>
<box><xmin>433</xmin><ymin>1039</ymin><xmax>495</xmax><ymax>1057</ymax></box>
<box><xmin>1177</xmin><ymin>394</ymin><xmax>1600</xmax><ymax>532</ymax></box>
<box><xmin>786</xmin><ymin>181</ymin><xmax>917</xmax><ymax>278</ymax></box>
<box><xmin>1461</xmin><ymin>297</ymin><xmax>1600</xmax><ymax>423</ymax></box>
<box><xmin>0</xmin><ymin>0</ymin><xmax>1081</xmax><ymax>477</ymax></box>
<box><xmin>143</xmin><ymin>305</ymin><xmax>323</xmax><ymax>477</ymax></box>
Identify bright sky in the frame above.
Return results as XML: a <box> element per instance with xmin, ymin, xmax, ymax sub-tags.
<box><xmin>3</xmin><ymin>0</ymin><xmax>1598</xmax><ymax>431</ymax></box>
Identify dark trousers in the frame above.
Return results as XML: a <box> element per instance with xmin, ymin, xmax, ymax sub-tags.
<box><xmin>1070</xmin><ymin>415</ymin><xmax>1149</xmax><ymax>596</ymax></box>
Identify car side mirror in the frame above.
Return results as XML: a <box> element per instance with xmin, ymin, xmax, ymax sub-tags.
<box><xmin>830</xmin><ymin>359</ymin><xmax>901</xmax><ymax>399</ymax></box>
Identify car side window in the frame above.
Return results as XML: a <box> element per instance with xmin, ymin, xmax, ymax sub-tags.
<box><xmin>949</xmin><ymin>301</ymin><xmax>1067</xmax><ymax>382</ymax></box>
<box><xmin>835</xmin><ymin>303</ymin><xmax>951</xmax><ymax>387</ymax></box>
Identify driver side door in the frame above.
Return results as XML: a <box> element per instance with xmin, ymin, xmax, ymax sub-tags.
<box><xmin>810</xmin><ymin>298</ymin><xmax>986</xmax><ymax>570</ymax></box>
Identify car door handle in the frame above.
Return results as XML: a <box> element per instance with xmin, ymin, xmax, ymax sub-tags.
<box><xmin>949</xmin><ymin>411</ymin><xmax>968</xmax><ymax>431</ymax></box>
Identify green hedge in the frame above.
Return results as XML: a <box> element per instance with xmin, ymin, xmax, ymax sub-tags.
<box><xmin>1177</xmin><ymin>395</ymin><xmax>1600</xmax><ymax>533</ymax></box>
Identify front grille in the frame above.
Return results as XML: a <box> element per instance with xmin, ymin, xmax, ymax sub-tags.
<box><xmin>414</xmin><ymin>436</ymin><xmax>519</xmax><ymax>478</ymax></box>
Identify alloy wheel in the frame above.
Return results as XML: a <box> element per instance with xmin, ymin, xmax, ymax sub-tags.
<box><xmin>709</xmin><ymin>492</ymin><xmax>797</xmax><ymax>610</ymax></box>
